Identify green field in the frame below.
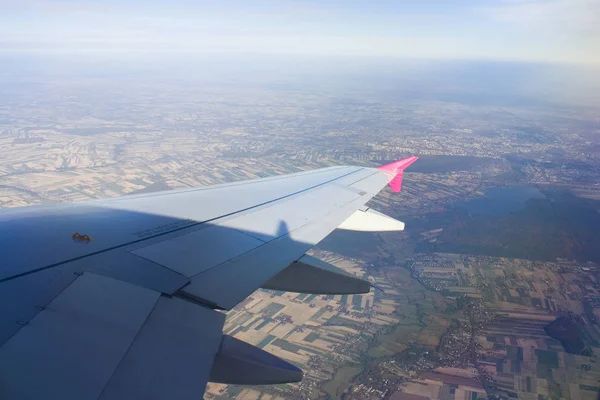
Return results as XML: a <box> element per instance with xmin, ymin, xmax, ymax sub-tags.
<box><xmin>322</xmin><ymin>366</ymin><xmax>362</xmax><ymax>399</ymax></box>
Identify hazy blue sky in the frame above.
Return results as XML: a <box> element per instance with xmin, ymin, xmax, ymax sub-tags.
<box><xmin>1</xmin><ymin>0</ymin><xmax>598</xmax><ymax>65</ymax></box>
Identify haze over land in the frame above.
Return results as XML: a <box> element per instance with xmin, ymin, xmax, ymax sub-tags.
<box><xmin>3</xmin><ymin>0</ymin><xmax>600</xmax><ymax>65</ymax></box>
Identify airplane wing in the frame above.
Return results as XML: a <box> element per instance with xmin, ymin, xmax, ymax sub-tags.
<box><xmin>0</xmin><ymin>156</ymin><xmax>418</xmax><ymax>400</ymax></box>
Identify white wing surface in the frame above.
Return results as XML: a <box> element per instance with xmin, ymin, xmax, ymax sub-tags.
<box><xmin>0</xmin><ymin>157</ymin><xmax>417</xmax><ymax>400</ymax></box>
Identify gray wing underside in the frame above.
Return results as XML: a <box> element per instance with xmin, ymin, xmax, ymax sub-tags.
<box><xmin>0</xmin><ymin>165</ymin><xmax>397</xmax><ymax>400</ymax></box>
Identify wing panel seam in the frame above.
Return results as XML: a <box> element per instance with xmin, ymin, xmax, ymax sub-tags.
<box><xmin>344</xmin><ymin>170</ymin><xmax>381</xmax><ymax>187</ymax></box>
<box><xmin>95</xmin><ymin>291</ymin><xmax>162</xmax><ymax>400</ymax></box>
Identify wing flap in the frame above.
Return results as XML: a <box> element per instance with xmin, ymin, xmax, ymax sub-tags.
<box><xmin>99</xmin><ymin>296</ymin><xmax>225</xmax><ymax>400</ymax></box>
<box><xmin>0</xmin><ymin>266</ymin><xmax>79</xmax><ymax>346</ymax></box>
<box><xmin>131</xmin><ymin>225</ymin><xmax>264</xmax><ymax>277</ymax></box>
<box><xmin>0</xmin><ymin>273</ymin><xmax>161</xmax><ymax>400</ymax></box>
<box><xmin>262</xmin><ymin>254</ymin><xmax>370</xmax><ymax>294</ymax></box>
<box><xmin>0</xmin><ymin>272</ymin><xmax>226</xmax><ymax>400</ymax></box>
<box><xmin>68</xmin><ymin>249</ymin><xmax>190</xmax><ymax>294</ymax></box>
<box><xmin>209</xmin><ymin>335</ymin><xmax>302</xmax><ymax>385</ymax></box>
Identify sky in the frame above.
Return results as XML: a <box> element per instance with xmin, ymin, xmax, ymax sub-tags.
<box><xmin>1</xmin><ymin>0</ymin><xmax>599</xmax><ymax>65</ymax></box>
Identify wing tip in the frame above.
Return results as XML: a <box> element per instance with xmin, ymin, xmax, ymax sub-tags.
<box><xmin>377</xmin><ymin>156</ymin><xmax>419</xmax><ymax>173</ymax></box>
<box><xmin>377</xmin><ymin>156</ymin><xmax>418</xmax><ymax>192</ymax></box>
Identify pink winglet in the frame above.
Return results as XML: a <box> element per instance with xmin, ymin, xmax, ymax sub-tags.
<box><xmin>377</xmin><ymin>156</ymin><xmax>418</xmax><ymax>192</ymax></box>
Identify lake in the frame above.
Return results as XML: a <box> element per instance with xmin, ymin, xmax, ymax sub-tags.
<box><xmin>462</xmin><ymin>186</ymin><xmax>546</xmax><ymax>216</ymax></box>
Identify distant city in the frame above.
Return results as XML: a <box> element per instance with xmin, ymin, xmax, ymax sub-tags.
<box><xmin>1</xmin><ymin>54</ymin><xmax>599</xmax><ymax>400</ymax></box>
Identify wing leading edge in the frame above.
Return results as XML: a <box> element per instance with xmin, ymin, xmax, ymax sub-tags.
<box><xmin>0</xmin><ymin>157</ymin><xmax>417</xmax><ymax>399</ymax></box>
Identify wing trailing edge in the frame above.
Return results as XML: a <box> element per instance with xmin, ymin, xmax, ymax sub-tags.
<box><xmin>261</xmin><ymin>254</ymin><xmax>370</xmax><ymax>294</ymax></box>
<box><xmin>209</xmin><ymin>335</ymin><xmax>303</xmax><ymax>385</ymax></box>
<box><xmin>0</xmin><ymin>273</ymin><xmax>226</xmax><ymax>400</ymax></box>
